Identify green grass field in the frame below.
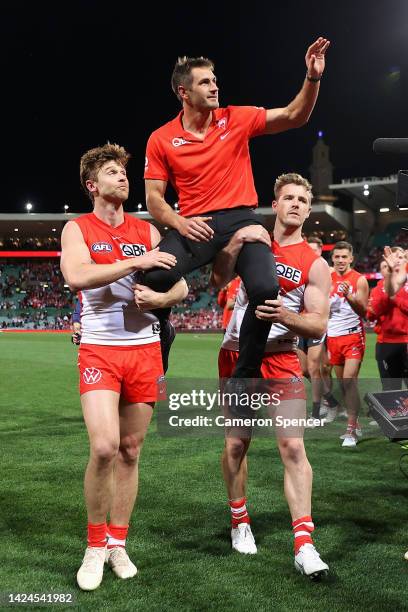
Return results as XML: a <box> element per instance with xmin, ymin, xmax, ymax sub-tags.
<box><xmin>1</xmin><ymin>332</ymin><xmax>408</xmax><ymax>611</ymax></box>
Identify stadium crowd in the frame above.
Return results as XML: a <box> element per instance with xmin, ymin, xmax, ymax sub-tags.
<box><xmin>0</xmin><ymin>226</ymin><xmax>406</xmax><ymax>333</ymax></box>
<box><xmin>0</xmin><ymin>260</ymin><xmax>73</xmax><ymax>328</ymax></box>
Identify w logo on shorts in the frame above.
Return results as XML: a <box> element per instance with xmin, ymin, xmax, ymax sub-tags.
<box><xmin>83</xmin><ymin>368</ymin><xmax>102</xmax><ymax>384</ymax></box>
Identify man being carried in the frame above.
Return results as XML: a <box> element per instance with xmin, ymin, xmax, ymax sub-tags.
<box><xmin>143</xmin><ymin>38</ymin><xmax>330</xmax><ymax>380</ymax></box>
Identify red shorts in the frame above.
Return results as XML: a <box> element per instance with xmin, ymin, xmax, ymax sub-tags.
<box><xmin>327</xmin><ymin>331</ymin><xmax>365</xmax><ymax>366</ymax></box>
<box><xmin>218</xmin><ymin>348</ymin><xmax>306</xmax><ymax>400</ymax></box>
<box><xmin>78</xmin><ymin>342</ymin><xmax>165</xmax><ymax>403</ymax></box>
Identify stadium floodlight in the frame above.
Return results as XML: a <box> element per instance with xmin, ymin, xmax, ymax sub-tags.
<box><xmin>26</xmin><ymin>202</ymin><xmax>33</xmax><ymax>212</ymax></box>
<box><xmin>363</xmin><ymin>184</ymin><xmax>369</xmax><ymax>190</ymax></box>
<box><xmin>363</xmin><ymin>189</ymin><xmax>370</xmax><ymax>196</ymax></box>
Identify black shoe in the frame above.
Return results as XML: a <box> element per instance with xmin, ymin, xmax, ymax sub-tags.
<box><xmin>160</xmin><ymin>320</ymin><xmax>176</xmax><ymax>374</ymax></box>
<box><xmin>223</xmin><ymin>378</ymin><xmax>255</xmax><ymax>419</ymax></box>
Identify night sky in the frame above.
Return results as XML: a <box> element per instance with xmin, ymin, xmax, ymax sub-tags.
<box><xmin>2</xmin><ymin>0</ymin><xmax>408</xmax><ymax>214</ymax></box>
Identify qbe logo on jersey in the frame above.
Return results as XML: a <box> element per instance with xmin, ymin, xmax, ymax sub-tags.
<box><xmin>83</xmin><ymin>368</ymin><xmax>102</xmax><ymax>385</ymax></box>
<box><xmin>276</xmin><ymin>263</ymin><xmax>302</xmax><ymax>284</ymax></box>
<box><xmin>120</xmin><ymin>243</ymin><xmax>147</xmax><ymax>257</ymax></box>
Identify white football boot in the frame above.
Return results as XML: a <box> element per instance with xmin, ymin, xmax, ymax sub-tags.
<box><xmin>231</xmin><ymin>523</ymin><xmax>257</xmax><ymax>555</ymax></box>
<box><xmin>106</xmin><ymin>547</ymin><xmax>138</xmax><ymax>579</ymax></box>
<box><xmin>77</xmin><ymin>546</ymin><xmax>106</xmax><ymax>591</ymax></box>
<box><xmin>340</xmin><ymin>424</ymin><xmax>362</xmax><ymax>440</ymax></box>
<box><xmin>294</xmin><ymin>543</ymin><xmax>329</xmax><ymax>579</ymax></box>
<box><xmin>341</xmin><ymin>431</ymin><xmax>359</xmax><ymax>447</ymax></box>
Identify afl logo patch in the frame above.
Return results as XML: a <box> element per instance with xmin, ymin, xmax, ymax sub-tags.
<box><xmin>91</xmin><ymin>242</ymin><xmax>113</xmax><ymax>253</ymax></box>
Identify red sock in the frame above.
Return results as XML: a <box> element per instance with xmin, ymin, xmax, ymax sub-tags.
<box><xmin>87</xmin><ymin>522</ymin><xmax>107</xmax><ymax>548</ymax></box>
<box><xmin>292</xmin><ymin>515</ymin><xmax>314</xmax><ymax>554</ymax></box>
<box><xmin>107</xmin><ymin>524</ymin><xmax>129</xmax><ymax>549</ymax></box>
<box><xmin>229</xmin><ymin>497</ymin><xmax>250</xmax><ymax>529</ymax></box>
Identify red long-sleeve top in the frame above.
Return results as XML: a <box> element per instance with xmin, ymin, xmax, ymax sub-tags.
<box><xmin>367</xmin><ymin>279</ymin><xmax>408</xmax><ymax>343</ymax></box>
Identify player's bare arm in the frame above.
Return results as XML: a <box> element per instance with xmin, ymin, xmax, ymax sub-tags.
<box><xmin>61</xmin><ymin>221</ymin><xmax>177</xmax><ymax>292</ymax></box>
<box><xmin>210</xmin><ymin>225</ymin><xmax>271</xmax><ymax>288</ymax></box>
<box><xmin>134</xmin><ymin>279</ymin><xmax>188</xmax><ymax>311</ymax></box>
<box><xmin>343</xmin><ymin>276</ymin><xmax>369</xmax><ymax>318</ymax></box>
<box><xmin>146</xmin><ymin>178</ymin><xmax>214</xmax><ymax>243</ymax></box>
<box><xmin>255</xmin><ymin>257</ymin><xmax>330</xmax><ymax>338</ymax></box>
<box><xmin>264</xmin><ymin>37</ymin><xmax>330</xmax><ymax>135</ymax></box>
<box><xmin>133</xmin><ymin>224</ymin><xmax>188</xmax><ymax>310</ymax></box>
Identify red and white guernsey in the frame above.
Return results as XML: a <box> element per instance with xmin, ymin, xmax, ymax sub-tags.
<box><xmin>328</xmin><ymin>269</ymin><xmax>363</xmax><ymax>337</ymax></box>
<box><xmin>74</xmin><ymin>213</ymin><xmax>160</xmax><ymax>346</ymax></box>
<box><xmin>222</xmin><ymin>240</ymin><xmax>319</xmax><ymax>353</ymax></box>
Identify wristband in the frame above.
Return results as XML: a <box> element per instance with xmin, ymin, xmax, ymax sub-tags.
<box><xmin>306</xmin><ymin>72</ymin><xmax>321</xmax><ymax>82</ymax></box>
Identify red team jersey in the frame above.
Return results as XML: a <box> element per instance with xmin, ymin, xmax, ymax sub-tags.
<box><xmin>74</xmin><ymin>213</ymin><xmax>160</xmax><ymax>346</ymax></box>
<box><xmin>144</xmin><ymin>106</ymin><xmax>266</xmax><ymax>216</ymax></box>
<box><xmin>327</xmin><ymin>269</ymin><xmax>365</xmax><ymax>365</ymax></box>
<box><xmin>217</xmin><ymin>277</ymin><xmax>241</xmax><ymax>330</ymax></box>
<box><xmin>367</xmin><ymin>279</ymin><xmax>408</xmax><ymax>343</ymax></box>
<box><xmin>73</xmin><ymin>213</ymin><xmax>164</xmax><ymax>402</ymax></box>
<box><xmin>222</xmin><ymin>240</ymin><xmax>319</xmax><ymax>354</ymax></box>
<box><xmin>219</xmin><ymin>240</ymin><xmax>318</xmax><ymax>398</ymax></box>
<box><xmin>328</xmin><ymin>269</ymin><xmax>364</xmax><ymax>337</ymax></box>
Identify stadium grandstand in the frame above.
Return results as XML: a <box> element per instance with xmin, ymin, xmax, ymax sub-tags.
<box><xmin>0</xmin><ymin>175</ymin><xmax>406</xmax><ymax>332</ymax></box>
<box><xmin>1</xmin><ymin>134</ymin><xmax>406</xmax><ymax>332</ymax></box>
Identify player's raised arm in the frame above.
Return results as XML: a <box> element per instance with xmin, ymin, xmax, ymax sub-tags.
<box><xmin>60</xmin><ymin>221</ymin><xmax>176</xmax><ymax>292</ymax></box>
<box><xmin>383</xmin><ymin>246</ymin><xmax>408</xmax><ymax>296</ymax></box>
<box><xmin>264</xmin><ymin>37</ymin><xmax>330</xmax><ymax>135</ymax></box>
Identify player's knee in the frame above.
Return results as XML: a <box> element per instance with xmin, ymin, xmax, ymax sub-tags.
<box><xmin>321</xmin><ymin>363</ymin><xmax>331</xmax><ymax>378</ymax></box>
<box><xmin>246</xmin><ymin>279</ymin><xmax>279</xmax><ymax>306</ymax></box>
<box><xmin>91</xmin><ymin>439</ymin><xmax>119</xmax><ymax>464</ymax></box>
<box><xmin>119</xmin><ymin>434</ymin><xmax>144</xmax><ymax>464</ymax></box>
<box><xmin>308</xmin><ymin>361</ymin><xmax>321</xmax><ymax>378</ymax></box>
<box><xmin>143</xmin><ymin>268</ymin><xmax>182</xmax><ymax>292</ymax></box>
<box><xmin>225</xmin><ymin>438</ymin><xmax>248</xmax><ymax>462</ymax></box>
<box><xmin>278</xmin><ymin>438</ymin><xmax>305</xmax><ymax>465</ymax></box>
<box><xmin>342</xmin><ymin>376</ymin><xmax>359</xmax><ymax>391</ymax></box>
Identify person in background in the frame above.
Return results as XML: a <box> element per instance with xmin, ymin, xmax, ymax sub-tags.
<box><xmin>367</xmin><ymin>248</ymin><xmax>408</xmax><ymax>390</ymax></box>
<box><xmin>217</xmin><ymin>276</ymin><xmax>241</xmax><ymax>332</ymax></box>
